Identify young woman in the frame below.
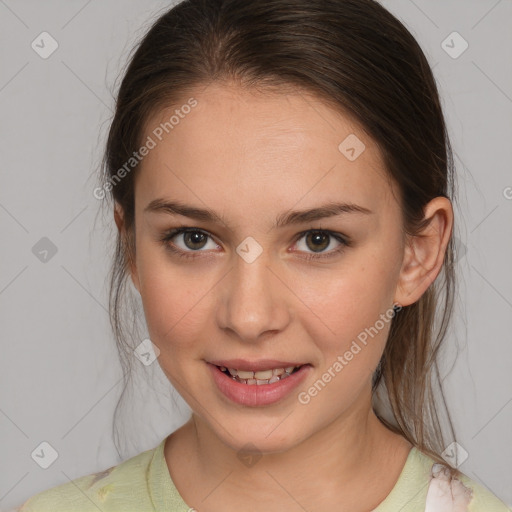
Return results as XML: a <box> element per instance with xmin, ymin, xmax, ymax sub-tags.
<box><xmin>13</xmin><ymin>0</ymin><xmax>511</xmax><ymax>510</ymax></box>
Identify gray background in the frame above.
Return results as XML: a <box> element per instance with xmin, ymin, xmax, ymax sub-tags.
<box><xmin>1</xmin><ymin>0</ymin><xmax>511</xmax><ymax>509</ymax></box>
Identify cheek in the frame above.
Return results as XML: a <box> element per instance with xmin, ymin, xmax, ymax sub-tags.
<box><xmin>135</xmin><ymin>244</ymin><xmax>212</xmax><ymax>351</ymax></box>
<box><xmin>294</xmin><ymin>272</ymin><xmax>395</xmax><ymax>412</ymax></box>
<box><xmin>295</xmin><ymin>253</ymin><xmax>397</xmax><ymax>368</ymax></box>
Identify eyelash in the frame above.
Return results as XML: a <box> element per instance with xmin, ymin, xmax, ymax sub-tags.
<box><xmin>158</xmin><ymin>227</ymin><xmax>350</xmax><ymax>261</ymax></box>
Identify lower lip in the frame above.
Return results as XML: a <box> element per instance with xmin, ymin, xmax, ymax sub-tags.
<box><xmin>207</xmin><ymin>362</ymin><xmax>311</xmax><ymax>407</ymax></box>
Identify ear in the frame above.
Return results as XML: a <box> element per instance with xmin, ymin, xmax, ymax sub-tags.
<box><xmin>394</xmin><ymin>196</ymin><xmax>453</xmax><ymax>307</ymax></box>
<box><xmin>114</xmin><ymin>202</ymin><xmax>140</xmax><ymax>293</ymax></box>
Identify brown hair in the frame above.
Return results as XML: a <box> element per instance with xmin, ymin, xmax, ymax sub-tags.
<box><xmin>99</xmin><ymin>0</ymin><xmax>463</xmax><ymax>476</ymax></box>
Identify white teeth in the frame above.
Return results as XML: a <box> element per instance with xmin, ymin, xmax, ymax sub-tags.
<box><xmin>237</xmin><ymin>370</ymin><xmax>254</xmax><ymax>380</ymax></box>
<box><xmin>254</xmin><ymin>369</ymin><xmax>273</xmax><ymax>380</ymax></box>
<box><xmin>220</xmin><ymin>364</ymin><xmax>303</xmax><ymax>385</ymax></box>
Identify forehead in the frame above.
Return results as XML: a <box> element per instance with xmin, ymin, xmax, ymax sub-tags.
<box><xmin>136</xmin><ymin>82</ymin><xmax>397</xmax><ymax>215</ymax></box>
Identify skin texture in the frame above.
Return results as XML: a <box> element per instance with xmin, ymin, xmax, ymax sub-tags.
<box><xmin>115</xmin><ymin>81</ymin><xmax>453</xmax><ymax>511</ymax></box>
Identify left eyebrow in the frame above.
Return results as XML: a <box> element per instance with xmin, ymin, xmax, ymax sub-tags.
<box><xmin>143</xmin><ymin>198</ymin><xmax>373</xmax><ymax>229</ymax></box>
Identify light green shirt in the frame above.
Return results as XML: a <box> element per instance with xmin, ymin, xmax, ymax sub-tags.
<box><xmin>13</xmin><ymin>436</ymin><xmax>511</xmax><ymax>511</ymax></box>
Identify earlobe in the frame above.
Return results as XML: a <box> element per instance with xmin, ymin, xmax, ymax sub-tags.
<box><xmin>114</xmin><ymin>203</ymin><xmax>140</xmax><ymax>293</ymax></box>
<box><xmin>394</xmin><ymin>197</ymin><xmax>453</xmax><ymax>307</ymax></box>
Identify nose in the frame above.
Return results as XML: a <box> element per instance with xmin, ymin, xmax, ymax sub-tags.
<box><xmin>216</xmin><ymin>247</ymin><xmax>291</xmax><ymax>343</ymax></box>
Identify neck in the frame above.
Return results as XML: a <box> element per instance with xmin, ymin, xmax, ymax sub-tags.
<box><xmin>165</xmin><ymin>393</ymin><xmax>412</xmax><ymax>510</ymax></box>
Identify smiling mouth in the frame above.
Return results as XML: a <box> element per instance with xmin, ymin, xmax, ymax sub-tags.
<box><xmin>214</xmin><ymin>364</ymin><xmax>306</xmax><ymax>385</ymax></box>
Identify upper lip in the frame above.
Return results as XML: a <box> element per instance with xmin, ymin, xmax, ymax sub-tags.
<box><xmin>208</xmin><ymin>359</ymin><xmax>309</xmax><ymax>372</ymax></box>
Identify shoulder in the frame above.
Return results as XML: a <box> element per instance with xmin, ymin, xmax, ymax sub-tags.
<box><xmin>13</xmin><ymin>444</ymin><xmax>158</xmax><ymax>512</ymax></box>
<box><xmin>425</xmin><ymin>460</ymin><xmax>511</xmax><ymax>512</ymax></box>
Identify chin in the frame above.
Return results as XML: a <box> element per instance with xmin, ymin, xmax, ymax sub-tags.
<box><xmin>213</xmin><ymin>417</ymin><xmax>307</xmax><ymax>455</ymax></box>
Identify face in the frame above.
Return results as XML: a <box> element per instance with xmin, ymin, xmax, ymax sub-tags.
<box><xmin>126</xmin><ymin>82</ymin><xmax>408</xmax><ymax>453</ymax></box>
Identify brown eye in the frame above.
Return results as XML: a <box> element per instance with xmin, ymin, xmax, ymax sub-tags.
<box><xmin>295</xmin><ymin>230</ymin><xmax>344</xmax><ymax>254</ymax></box>
<box><xmin>160</xmin><ymin>228</ymin><xmax>219</xmax><ymax>258</ymax></box>
<box><xmin>160</xmin><ymin>227</ymin><xmax>348</xmax><ymax>262</ymax></box>
<box><xmin>293</xmin><ymin>229</ymin><xmax>349</xmax><ymax>261</ymax></box>
<box><xmin>305</xmin><ymin>231</ymin><xmax>330</xmax><ymax>252</ymax></box>
<box><xmin>182</xmin><ymin>231</ymin><xmax>208</xmax><ymax>250</ymax></box>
